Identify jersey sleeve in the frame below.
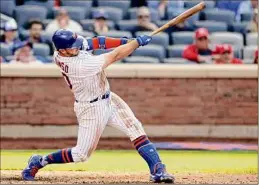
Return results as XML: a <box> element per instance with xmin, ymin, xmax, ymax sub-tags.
<box><xmin>79</xmin><ymin>54</ymin><xmax>106</xmax><ymax>76</ymax></box>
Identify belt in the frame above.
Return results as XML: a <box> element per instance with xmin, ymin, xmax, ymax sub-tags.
<box><xmin>75</xmin><ymin>92</ymin><xmax>110</xmax><ymax>103</ymax></box>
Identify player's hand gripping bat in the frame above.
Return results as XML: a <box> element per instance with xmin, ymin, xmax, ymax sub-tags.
<box><xmin>149</xmin><ymin>2</ymin><xmax>206</xmax><ymax>36</ymax></box>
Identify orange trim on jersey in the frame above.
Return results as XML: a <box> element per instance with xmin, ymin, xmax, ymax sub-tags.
<box><xmin>92</xmin><ymin>38</ymin><xmax>99</xmax><ymax>50</ymax></box>
<box><xmin>62</xmin><ymin>149</ymin><xmax>67</xmax><ymax>163</ymax></box>
<box><xmin>90</xmin><ymin>37</ymin><xmax>124</xmax><ymax>50</ymax></box>
<box><xmin>105</xmin><ymin>38</ymin><xmax>122</xmax><ymax>49</ymax></box>
<box><xmin>65</xmin><ymin>149</ymin><xmax>71</xmax><ymax>163</ymax></box>
<box><xmin>134</xmin><ymin>136</ymin><xmax>147</xmax><ymax>147</ymax></box>
<box><xmin>133</xmin><ymin>135</ymin><xmax>146</xmax><ymax>145</ymax></box>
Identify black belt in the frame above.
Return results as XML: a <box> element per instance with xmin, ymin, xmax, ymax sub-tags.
<box><xmin>75</xmin><ymin>92</ymin><xmax>110</xmax><ymax>103</ymax></box>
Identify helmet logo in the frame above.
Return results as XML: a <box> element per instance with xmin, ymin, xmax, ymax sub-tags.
<box><xmin>72</xmin><ymin>33</ymin><xmax>77</xmax><ymax>39</ymax></box>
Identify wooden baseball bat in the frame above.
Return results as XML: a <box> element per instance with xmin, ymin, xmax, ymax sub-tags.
<box><xmin>149</xmin><ymin>2</ymin><xmax>206</xmax><ymax>36</ymax></box>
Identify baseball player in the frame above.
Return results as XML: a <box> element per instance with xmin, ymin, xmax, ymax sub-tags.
<box><xmin>22</xmin><ymin>29</ymin><xmax>174</xmax><ymax>183</ymax></box>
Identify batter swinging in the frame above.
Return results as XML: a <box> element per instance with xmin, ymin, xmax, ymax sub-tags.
<box><xmin>22</xmin><ymin>29</ymin><xmax>174</xmax><ymax>183</ymax></box>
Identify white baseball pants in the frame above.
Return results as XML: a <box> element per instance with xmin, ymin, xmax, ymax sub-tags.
<box><xmin>71</xmin><ymin>92</ymin><xmax>146</xmax><ymax>162</ymax></box>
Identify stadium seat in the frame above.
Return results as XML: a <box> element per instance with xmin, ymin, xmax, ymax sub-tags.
<box><xmin>14</xmin><ymin>5</ymin><xmax>47</xmax><ymax>27</ymax></box>
<box><xmin>61</xmin><ymin>0</ymin><xmax>92</xmax><ymax>18</ymax></box>
<box><xmin>233</xmin><ymin>48</ymin><xmax>242</xmax><ymax>59</ymax></box>
<box><xmin>243</xmin><ymin>59</ymin><xmax>254</xmax><ymax>64</ymax></box>
<box><xmin>131</xmin><ymin>45</ymin><xmax>165</xmax><ymax>61</ymax></box>
<box><xmin>97</xmin><ymin>0</ymin><xmax>130</xmax><ymax>18</ymax></box>
<box><xmin>210</xmin><ymin>32</ymin><xmax>244</xmax><ymax>50</ymax></box>
<box><xmin>135</xmin><ymin>31</ymin><xmax>169</xmax><ymax>47</ymax></box>
<box><xmin>184</xmin><ymin>0</ymin><xmax>215</xmax><ymax>9</ymax></box>
<box><xmin>91</xmin><ymin>7</ymin><xmax>123</xmax><ymax>23</ymax></box>
<box><xmin>243</xmin><ymin>45</ymin><xmax>257</xmax><ymax>59</ymax></box>
<box><xmin>41</xmin><ymin>31</ymin><xmax>53</xmax><ymax>43</ymax></box>
<box><xmin>0</xmin><ymin>44</ymin><xmax>11</xmax><ymax>57</ymax></box>
<box><xmin>194</xmin><ymin>21</ymin><xmax>228</xmax><ymax>32</ymax></box>
<box><xmin>241</xmin><ymin>12</ymin><xmax>253</xmax><ymax>22</ymax></box>
<box><xmin>99</xmin><ymin>30</ymin><xmax>132</xmax><ymax>38</ymax></box>
<box><xmin>53</xmin><ymin>6</ymin><xmax>86</xmax><ymax>22</ymax></box>
<box><xmin>163</xmin><ymin>58</ymin><xmax>196</xmax><ymax>64</ymax></box>
<box><xmin>61</xmin><ymin>0</ymin><xmax>92</xmax><ymax>7</ymax></box>
<box><xmin>167</xmin><ymin>8</ymin><xmax>199</xmax><ymax>25</ymax></box>
<box><xmin>124</xmin><ymin>56</ymin><xmax>160</xmax><ymax>64</ymax></box>
<box><xmin>45</xmin><ymin>56</ymin><xmax>54</xmax><ymax>63</ymax></box>
<box><xmin>80</xmin><ymin>19</ymin><xmax>115</xmax><ymax>31</ymax></box>
<box><xmin>78</xmin><ymin>31</ymin><xmax>95</xmax><ymax>38</ymax></box>
<box><xmin>24</xmin><ymin>0</ymin><xmax>55</xmax><ymax>18</ymax></box>
<box><xmin>246</xmin><ymin>33</ymin><xmax>257</xmax><ymax>46</ymax></box>
<box><xmin>117</xmin><ymin>20</ymin><xmax>138</xmax><ymax>31</ymax></box>
<box><xmin>229</xmin><ymin>22</ymin><xmax>249</xmax><ymax>34</ymax></box>
<box><xmin>5</xmin><ymin>55</ymin><xmax>15</xmax><ymax>62</ymax></box>
<box><xmin>167</xmin><ymin>45</ymin><xmax>186</xmax><ymax>58</ymax></box>
<box><xmin>128</xmin><ymin>8</ymin><xmax>160</xmax><ymax>23</ymax></box>
<box><xmin>156</xmin><ymin>20</ymin><xmax>170</xmax><ymax>28</ymax></box>
<box><xmin>42</xmin><ymin>19</ymin><xmax>52</xmax><ymax>29</ymax></box>
<box><xmin>215</xmin><ymin>1</ymin><xmax>242</xmax><ymax>16</ymax></box>
<box><xmin>19</xmin><ymin>28</ymin><xmax>30</xmax><ymax>40</ymax></box>
<box><xmin>33</xmin><ymin>43</ymin><xmax>50</xmax><ymax>57</ymax></box>
<box><xmin>203</xmin><ymin>9</ymin><xmax>235</xmax><ymax>24</ymax></box>
<box><xmin>171</xmin><ymin>32</ymin><xmax>194</xmax><ymax>45</ymax></box>
<box><xmin>0</xmin><ymin>0</ymin><xmax>15</xmax><ymax>17</ymax></box>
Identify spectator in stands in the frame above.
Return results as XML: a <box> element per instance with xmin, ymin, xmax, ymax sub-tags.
<box><xmin>148</xmin><ymin>0</ymin><xmax>168</xmax><ymax>19</ymax></box>
<box><xmin>254</xmin><ymin>49</ymin><xmax>258</xmax><ymax>64</ymax></box>
<box><xmin>0</xmin><ymin>20</ymin><xmax>21</xmax><ymax>51</ymax></box>
<box><xmin>45</xmin><ymin>8</ymin><xmax>83</xmax><ymax>34</ymax></box>
<box><xmin>10</xmin><ymin>41</ymin><xmax>44</xmax><ymax>64</ymax></box>
<box><xmin>236</xmin><ymin>0</ymin><xmax>258</xmax><ymax>21</ymax></box>
<box><xmin>213</xmin><ymin>44</ymin><xmax>243</xmax><ymax>64</ymax></box>
<box><xmin>182</xmin><ymin>28</ymin><xmax>213</xmax><ymax>63</ymax></box>
<box><xmin>89</xmin><ymin>10</ymin><xmax>110</xmax><ymax>35</ymax></box>
<box><xmin>27</xmin><ymin>20</ymin><xmax>54</xmax><ymax>54</ymax></box>
<box><xmin>148</xmin><ymin>0</ymin><xmax>185</xmax><ymax>20</ymax></box>
<box><xmin>248</xmin><ymin>8</ymin><xmax>258</xmax><ymax>32</ymax></box>
<box><xmin>130</xmin><ymin>7</ymin><xmax>158</xmax><ymax>35</ymax></box>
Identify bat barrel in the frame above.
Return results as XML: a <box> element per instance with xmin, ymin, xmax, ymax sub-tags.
<box><xmin>149</xmin><ymin>1</ymin><xmax>206</xmax><ymax>36</ymax></box>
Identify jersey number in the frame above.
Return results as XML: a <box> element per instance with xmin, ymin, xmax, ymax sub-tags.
<box><xmin>62</xmin><ymin>72</ymin><xmax>72</xmax><ymax>89</ymax></box>
<box><xmin>56</xmin><ymin>61</ymin><xmax>72</xmax><ymax>89</ymax></box>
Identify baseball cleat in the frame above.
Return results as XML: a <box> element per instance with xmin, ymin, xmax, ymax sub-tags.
<box><xmin>21</xmin><ymin>155</ymin><xmax>43</xmax><ymax>181</ymax></box>
<box><xmin>150</xmin><ymin>163</ymin><xmax>175</xmax><ymax>183</ymax></box>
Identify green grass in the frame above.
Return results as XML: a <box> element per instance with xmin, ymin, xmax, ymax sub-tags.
<box><xmin>0</xmin><ymin>150</ymin><xmax>257</xmax><ymax>174</ymax></box>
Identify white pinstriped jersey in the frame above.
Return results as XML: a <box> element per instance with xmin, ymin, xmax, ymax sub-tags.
<box><xmin>53</xmin><ymin>51</ymin><xmax>110</xmax><ymax>102</ymax></box>
<box><xmin>52</xmin><ymin>36</ymin><xmax>146</xmax><ymax>163</ymax></box>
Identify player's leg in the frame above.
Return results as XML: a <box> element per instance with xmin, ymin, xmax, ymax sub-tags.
<box><xmin>22</xmin><ymin>100</ymin><xmax>111</xmax><ymax>181</ymax></box>
<box><xmin>107</xmin><ymin>92</ymin><xmax>174</xmax><ymax>183</ymax></box>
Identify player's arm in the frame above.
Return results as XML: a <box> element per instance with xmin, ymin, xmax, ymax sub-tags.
<box><xmin>102</xmin><ymin>35</ymin><xmax>151</xmax><ymax>69</ymax></box>
<box><xmin>85</xmin><ymin>36</ymin><xmax>132</xmax><ymax>50</ymax></box>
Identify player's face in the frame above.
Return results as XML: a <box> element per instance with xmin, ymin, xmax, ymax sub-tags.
<box><xmin>59</xmin><ymin>48</ymin><xmax>79</xmax><ymax>57</ymax></box>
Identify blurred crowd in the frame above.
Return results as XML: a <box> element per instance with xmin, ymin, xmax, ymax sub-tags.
<box><xmin>0</xmin><ymin>0</ymin><xmax>258</xmax><ymax>64</ymax></box>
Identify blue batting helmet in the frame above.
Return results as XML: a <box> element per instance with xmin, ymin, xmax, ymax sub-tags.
<box><xmin>52</xmin><ymin>29</ymin><xmax>83</xmax><ymax>50</ymax></box>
